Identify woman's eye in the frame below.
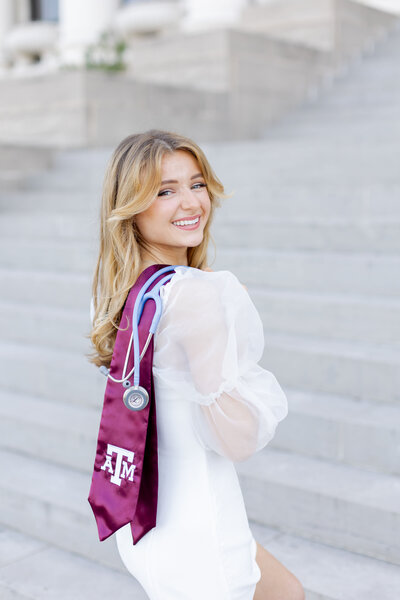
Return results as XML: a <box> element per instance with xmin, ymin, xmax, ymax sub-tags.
<box><xmin>158</xmin><ymin>182</ymin><xmax>206</xmax><ymax>197</ymax></box>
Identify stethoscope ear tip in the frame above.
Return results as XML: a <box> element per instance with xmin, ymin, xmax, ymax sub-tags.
<box><xmin>99</xmin><ymin>365</ymin><xmax>110</xmax><ymax>377</ymax></box>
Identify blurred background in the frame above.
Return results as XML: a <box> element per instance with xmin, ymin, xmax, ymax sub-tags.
<box><xmin>0</xmin><ymin>0</ymin><xmax>399</xmax><ymax>598</ymax></box>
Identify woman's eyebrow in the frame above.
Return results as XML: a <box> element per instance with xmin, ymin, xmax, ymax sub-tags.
<box><xmin>161</xmin><ymin>172</ymin><xmax>204</xmax><ymax>184</ymax></box>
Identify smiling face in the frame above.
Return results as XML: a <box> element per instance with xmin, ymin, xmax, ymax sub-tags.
<box><xmin>134</xmin><ymin>150</ymin><xmax>211</xmax><ymax>267</ymax></box>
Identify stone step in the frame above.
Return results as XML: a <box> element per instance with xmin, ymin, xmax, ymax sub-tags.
<box><xmin>264</xmin><ymin>332</ymin><xmax>400</xmax><ymax>404</ymax></box>
<box><xmin>0</xmin><ymin>448</ymin><xmax>129</xmax><ymax>574</ymax></box>
<box><xmin>280</xmin><ymin>99</ymin><xmax>400</xmax><ymax>121</ymax></box>
<box><xmin>3</xmin><ymin>136</ymin><xmax>400</xmax><ymax>196</ymax></box>
<box><xmin>0</xmin><ymin>212</ymin><xmax>98</xmax><ymax>240</ymax></box>
<box><xmin>1</xmin><ymin>385</ymin><xmax>398</xmax><ymax>478</ymax></box>
<box><xmin>14</xmin><ymin>145</ymin><xmax>400</xmax><ymax>186</ymax></box>
<box><xmin>213</xmin><ymin>215</ymin><xmax>400</xmax><ymax>253</ymax></box>
<box><xmin>0</xmin><ymin>190</ymin><xmax>99</xmax><ymax>212</ymax></box>
<box><xmin>216</xmin><ymin>249</ymin><xmax>400</xmax><ymax>297</ymax></box>
<box><xmin>269</xmin><ymin>119</ymin><xmax>400</xmax><ymax>143</ymax></box>
<box><xmin>0</xmin><ymin>389</ymin><xmax>98</xmax><ymax>474</ymax></box>
<box><xmin>253</xmin><ymin>288</ymin><xmax>400</xmax><ymax>345</ymax></box>
<box><xmin>0</xmin><ymin>526</ymin><xmax>147</xmax><ymax>600</ymax></box>
<box><xmin>236</xmin><ymin>448</ymin><xmax>400</xmax><ymax>566</ymax></box>
<box><xmin>1</xmin><ymin>444</ymin><xmax>399</xmax><ymax>570</ymax></box>
<box><xmin>1</xmin><ymin>245</ymin><xmax>399</xmax><ymax>297</ymax></box>
<box><xmin>0</xmin><ymin>238</ymin><xmax>97</xmax><ymax>273</ymax></box>
<box><xmin>313</xmin><ymin>84</ymin><xmax>400</xmax><ymax>107</ymax></box>
<box><xmin>1</xmin><ymin>520</ymin><xmax>400</xmax><ymax>600</ymax></box>
<box><xmin>0</xmin><ymin>328</ymin><xmax>398</xmax><ymax>407</ymax></box>
<box><xmin>1</xmin><ymin>286</ymin><xmax>399</xmax><ymax>355</ymax></box>
<box><xmin>0</xmin><ymin>302</ymin><xmax>91</xmax><ymax>353</ymax></box>
<box><xmin>277</xmin><ymin>388</ymin><xmax>400</xmax><ymax>476</ymax></box>
<box><xmin>0</xmin><ymin>268</ymin><xmax>91</xmax><ymax>310</ymax></box>
<box><xmin>2</xmin><ymin>180</ymin><xmax>400</xmax><ymax>217</ymax></box>
<box><xmin>0</xmin><ymin>340</ymin><xmax>105</xmax><ymax>409</ymax></box>
<box><xmin>249</xmin><ymin>521</ymin><xmax>400</xmax><ymax>600</ymax></box>
<box><xmin>3</xmin><ymin>212</ymin><xmax>399</xmax><ymax>253</ymax></box>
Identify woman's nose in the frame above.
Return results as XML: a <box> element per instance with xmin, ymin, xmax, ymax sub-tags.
<box><xmin>180</xmin><ymin>187</ymin><xmax>200</xmax><ymax>208</ymax></box>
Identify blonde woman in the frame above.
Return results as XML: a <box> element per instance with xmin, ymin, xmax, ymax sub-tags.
<box><xmin>88</xmin><ymin>129</ymin><xmax>304</xmax><ymax>600</ymax></box>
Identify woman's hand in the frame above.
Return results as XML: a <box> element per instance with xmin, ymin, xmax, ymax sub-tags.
<box><xmin>202</xmin><ymin>267</ymin><xmax>248</xmax><ymax>291</ymax></box>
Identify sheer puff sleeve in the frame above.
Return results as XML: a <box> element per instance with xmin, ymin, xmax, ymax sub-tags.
<box><xmin>155</xmin><ymin>266</ymin><xmax>288</xmax><ymax>462</ymax></box>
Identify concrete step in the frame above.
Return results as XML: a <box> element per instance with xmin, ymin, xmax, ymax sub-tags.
<box><xmin>0</xmin><ymin>340</ymin><xmax>105</xmax><ymax>409</ymax></box>
<box><xmin>216</xmin><ymin>249</ymin><xmax>400</xmax><ymax>297</ymax></box>
<box><xmin>264</xmin><ymin>332</ymin><xmax>400</xmax><ymax>404</ymax></box>
<box><xmin>15</xmin><ymin>146</ymin><xmax>400</xmax><ymax>185</ymax></box>
<box><xmin>312</xmin><ymin>86</ymin><xmax>400</xmax><ymax>108</ymax></box>
<box><xmin>3</xmin><ymin>136</ymin><xmax>400</xmax><ymax>197</ymax></box>
<box><xmin>0</xmin><ymin>325</ymin><xmax>398</xmax><ymax>411</ymax></box>
<box><xmin>1</xmin><ymin>243</ymin><xmax>399</xmax><ymax>297</ymax></box>
<box><xmin>3</xmin><ymin>182</ymin><xmax>400</xmax><ymax>217</ymax></box>
<box><xmin>225</xmin><ymin>182</ymin><xmax>400</xmax><ymax>217</ymax></box>
<box><xmin>0</xmin><ymin>302</ymin><xmax>90</xmax><ymax>353</ymax></box>
<box><xmin>0</xmin><ymin>526</ymin><xmax>147</xmax><ymax>600</ymax></box>
<box><xmin>1</xmin><ymin>444</ymin><xmax>399</xmax><ymax>571</ymax></box>
<box><xmin>1</xmin><ymin>520</ymin><xmax>400</xmax><ymax>600</ymax></box>
<box><xmin>1</xmin><ymin>384</ymin><xmax>399</xmax><ymax>479</ymax></box>
<box><xmin>277</xmin><ymin>388</ymin><xmax>400</xmax><ymax>476</ymax></box>
<box><xmin>0</xmin><ymin>389</ymin><xmax>98</xmax><ymax>474</ymax></box>
<box><xmin>249</xmin><ymin>521</ymin><xmax>400</xmax><ymax>600</ymax></box>
<box><xmin>0</xmin><ymin>144</ymin><xmax>54</xmax><ymax>192</ymax></box>
<box><xmin>0</xmin><ymin>238</ymin><xmax>97</xmax><ymax>274</ymax></box>
<box><xmin>3</xmin><ymin>212</ymin><xmax>400</xmax><ymax>253</ymax></box>
<box><xmin>0</xmin><ymin>447</ymin><xmax>123</xmax><ymax>573</ymax></box>
<box><xmin>0</xmin><ymin>268</ymin><xmax>91</xmax><ymax>310</ymax></box>
<box><xmin>0</xmin><ymin>212</ymin><xmax>98</xmax><ymax>240</ymax></box>
<box><xmin>275</xmin><ymin>103</ymin><xmax>400</xmax><ymax>126</ymax></box>
<box><xmin>1</xmin><ymin>287</ymin><xmax>399</xmax><ymax>356</ymax></box>
<box><xmin>0</xmin><ymin>190</ymin><xmax>99</xmax><ymax>212</ymax></box>
<box><xmin>253</xmin><ymin>288</ymin><xmax>400</xmax><ymax>345</ymax></box>
<box><xmin>213</xmin><ymin>215</ymin><xmax>400</xmax><ymax>253</ymax></box>
<box><xmin>0</xmin><ymin>223</ymin><xmax>400</xmax><ymax>272</ymax></box>
<box><xmin>236</xmin><ymin>447</ymin><xmax>400</xmax><ymax>566</ymax></box>
<box><xmin>1</xmin><ymin>447</ymin><xmax>148</xmax><ymax>576</ymax></box>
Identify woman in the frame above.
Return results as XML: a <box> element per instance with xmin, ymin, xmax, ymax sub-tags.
<box><xmin>89</xmin><ymin>129</ymin><xmax>305</xmax><ymax>600</ymax></box>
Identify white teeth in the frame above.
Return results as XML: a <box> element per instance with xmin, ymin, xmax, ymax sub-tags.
<box><xmin>172</xmin><ymin>216</ymin><xmax>199</xmax><ymax>226</ymax></box>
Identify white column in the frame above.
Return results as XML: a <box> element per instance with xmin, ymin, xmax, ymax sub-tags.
<box><xmin>0</xmin><ymin>0</ymin><xmax>14</xmax><ymax>69</ymax></box>
<box><xmin>59</xmin><ymin>0</ymin><xmax>119</xmax><ymax>66</ymax></box>
<box><xmin>181</xmin><ymin>0</ymin><xmax>249</xmax><ymax>32</ymax></box>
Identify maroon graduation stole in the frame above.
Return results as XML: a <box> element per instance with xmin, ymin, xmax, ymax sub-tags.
<box><xmin>87</xmin><ymin>264</ymin><xmax>171</xmax><ymax>545</ymax></box>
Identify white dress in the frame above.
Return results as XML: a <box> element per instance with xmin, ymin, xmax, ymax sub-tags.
<box><xmin>95</xmin><ymin>266</ymin><xmax>289</xmax><ymax>600</ymax></box>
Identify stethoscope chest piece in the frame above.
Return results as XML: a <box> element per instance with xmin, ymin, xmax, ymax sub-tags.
<box><xmin>123</xmin><ymin>386</ymin><xmax>149</xmax><ymax>411</ymax></box>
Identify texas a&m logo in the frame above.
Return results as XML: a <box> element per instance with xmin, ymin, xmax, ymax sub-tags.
<box><xmin>100</xmin><ymin>443</ymin><xmax>137</xmax><ymax>486</ymax></box>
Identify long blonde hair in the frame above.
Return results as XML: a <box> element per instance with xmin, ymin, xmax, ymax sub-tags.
<box><xmin>87</xmin><ymin>129</ymin><xmax>232</xmax><ymax>368</ymax></box>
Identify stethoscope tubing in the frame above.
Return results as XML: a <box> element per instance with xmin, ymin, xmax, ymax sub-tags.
<box><xmin>102</xmin><ymin>265</ymin><xmax>188</xmax><ymax>387</ymax></box>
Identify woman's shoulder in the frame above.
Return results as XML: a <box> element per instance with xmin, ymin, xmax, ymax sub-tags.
<box><xmin>160</xmin><ymin>266</ymin><xmax>248</xmax><ymax>309</ymax></box>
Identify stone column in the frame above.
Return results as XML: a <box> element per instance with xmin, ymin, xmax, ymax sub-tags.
<box><xmin>59</xmin><ymin>0</ymin><xmax>119</xmax><ymax>66</ymax></box>
<box><xmin>0</xmin><ymin>0</ymin><xmax>14</xmax><ymax>70</ymax></box>
<box><xmin>181</xmin><ymin>0</ymin><xmax>249</xmax><ymax>31</ymax></box>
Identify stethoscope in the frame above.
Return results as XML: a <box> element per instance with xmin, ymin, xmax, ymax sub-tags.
<box><xmin>99</xmin><ymin>265</ymin><xmax>190</xmax><ymax>411</ymax></box>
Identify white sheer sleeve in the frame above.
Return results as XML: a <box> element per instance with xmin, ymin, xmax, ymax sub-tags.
<box><xmin>157</xmin><ymin>266</ymin><xmax>288</xmax><ymax>462</ymax></box>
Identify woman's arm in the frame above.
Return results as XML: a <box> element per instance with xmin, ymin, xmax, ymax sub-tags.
<box><xmin>166</xmin><ymin>270</ymin><xmax>287</xmax><ymax>462</ymax></box>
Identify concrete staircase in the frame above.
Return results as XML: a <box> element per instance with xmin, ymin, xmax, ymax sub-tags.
<box><xmin>1</xmin><ymin>23</ymin><xmax>400</xmax><ymax>600</ymax></box>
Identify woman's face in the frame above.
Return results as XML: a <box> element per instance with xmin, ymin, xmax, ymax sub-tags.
<box><xmin>135</xmin><ymin>150</ymin><xmax>211</xmax><ymax>265</ymax></box>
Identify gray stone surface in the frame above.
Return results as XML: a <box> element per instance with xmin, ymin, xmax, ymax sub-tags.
<box><xmin>1</xmin><ymin>522</ymin><xmax>400</xmax><ymax>600</ymax></box>
<box><xmin>0</xmin><ymin>15</ymin><xmax>400</xmax><ymax>600</ymax></box>
<box><xmin>0</xmin><ymin>4</ymin><xmax>397</xmax><ymax>147</ymax></box>
<box><xmin>0</xmin><ymin>526</ymin><xmax>146</xmax><ymax>600</ymax></box>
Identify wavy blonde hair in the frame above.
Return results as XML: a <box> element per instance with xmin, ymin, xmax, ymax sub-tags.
<box><xmin>87</xmin><ymin>128</ymin><xmax>232</xmax><ymax>369</ymax></box>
